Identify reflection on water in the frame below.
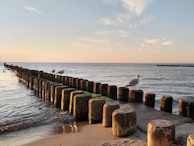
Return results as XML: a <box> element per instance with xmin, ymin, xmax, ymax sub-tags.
<box><xmin>0</xmin><ymin>121</ymin><xmax>86</xmax><ymax>146</ymax></box>
<box><xmin>51</xmin><ymin>122</ymin><xmax>78</xmax><ymax>134</ymax></box>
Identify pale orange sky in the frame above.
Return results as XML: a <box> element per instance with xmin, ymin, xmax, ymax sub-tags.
<box><xmin>1</xmin><ymin>0</ymin><xmax>194</xmax><ymax>63</ymax></box>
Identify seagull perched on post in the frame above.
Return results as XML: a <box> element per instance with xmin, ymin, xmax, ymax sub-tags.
<box><xmin>57</xmin><ymin>70</ymin><xmax>64</xmax><ymax>74</ymax></box>
<box><xmin>125</xmin><ymin>75</ymin><xmax>142</xmax><ymax>90</ymax></box>
<box><xmin>51</xmin><ymin>69</ymin><xmax>55</xmax><ymax>73</ymax></box>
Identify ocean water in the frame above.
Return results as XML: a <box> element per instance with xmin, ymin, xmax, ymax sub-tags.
<box><xmin>0</xmin><ymin>62</ymin><xmax>194</xmax><ymax>145</ymax></box>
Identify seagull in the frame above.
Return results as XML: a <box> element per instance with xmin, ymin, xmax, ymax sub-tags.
<box><xmin>125</xmin><ymin>75</ymin><xmax>142</xmax><ymax>90</ymax></box>
<box><xmin>57</xmin><ymin>70</ymin><xmax>64</xmax><ymax>74</ymax></box>
<box><xmin>51</xmin><ymin>69</ymin><xmax>55</xmax><ymax>73</ymax></box>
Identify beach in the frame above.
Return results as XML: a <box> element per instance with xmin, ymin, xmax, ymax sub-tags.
<box><xmin>25</xmin><ymin>122</ymin><xmax>147</xmax><ymax>146</ymax></box>
<box><xmin>1</xmin><ymin>63</ymin><xmax>194</xmax><ymax>146</ymax></box>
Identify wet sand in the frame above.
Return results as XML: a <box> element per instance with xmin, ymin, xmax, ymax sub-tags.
<box><xmin>25</xmin><ymin>122</ymin><xmax>147</xmax><ymax>146</ymax></box>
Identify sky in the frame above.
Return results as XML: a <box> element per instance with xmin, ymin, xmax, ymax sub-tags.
<box><xmin>0</xmin><ymin>0</ymin><xmax>194</xmax><ymax>63</ymax></box>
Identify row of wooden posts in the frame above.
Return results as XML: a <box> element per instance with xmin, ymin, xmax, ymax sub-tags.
<box><xmin>4</xmin><ymin>63</ymin><xmax>194</xmax><ymax>120</ymax></box>
<box><xmin>4</xmin><ymin>63</ymin><xmax>194</xmax><ymax>146</ymax></box>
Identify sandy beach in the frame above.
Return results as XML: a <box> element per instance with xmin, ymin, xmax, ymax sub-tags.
<box><xmin>25</xmin><ymin>122</ymin><xmax>147</xmax><ymax>146</ymax></box>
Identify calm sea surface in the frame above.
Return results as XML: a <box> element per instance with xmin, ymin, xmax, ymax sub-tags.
<box><xmin>0</xmin><ymin>62</ymin><xmax>194</xmax><ymax>145</ymax></box>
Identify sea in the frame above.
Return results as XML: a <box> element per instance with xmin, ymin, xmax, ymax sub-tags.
<box><xmin>0</xmin><ymin>62</ymin><xmax>194</xmax><ymax>146</ymax></box>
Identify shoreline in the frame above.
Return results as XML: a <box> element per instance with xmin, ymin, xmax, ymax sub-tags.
<box><xmin>24</xmin><ymin>122</ymin><xmax>147</xmax><ymax>146</ymax></box>
<box><xmin>3</xmin><ymin>64</ymin><xmax>194</xmax><ymax>146</ymax></box>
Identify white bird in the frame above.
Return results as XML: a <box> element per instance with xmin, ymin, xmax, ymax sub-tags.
<box><xmin>57</xmin><ymin>70</ymin><xmax>64</xmax><ymax>74</ymax></box>
<box><xmin>51</xmin><ymin>69</ymin><xmax>55</xmax><ymax>73</ymax></box>
<box><xmin>125</xmin><ymin>75</ymin><xmax>142</xmax><ymax>90</ymax></box>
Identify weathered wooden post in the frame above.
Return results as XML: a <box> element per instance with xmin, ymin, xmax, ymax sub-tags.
<box><xmin>57</xmin><ymin>75</ymin><xmax>63</xmax><ymax>83</ymax></box>
<box><xmin>144</xmin><ymin>93</ymin><xmax>155</xmax><ymax>108</ymax></box>
<box><xmin>147</xmin><ymin>119</ymin><xmax>175</xmax><ymax>146</ymax></box>
<box><xmin>179</xmin><ymin>99</ymin><xmax>194</xmax><ymax>119</ymax></box>
<box><xmin>107</xmin><ymin>85</ymin><xmax>117</xmax><ymax>100</ymax></box>
<box><xmin>78</xmin><ymin>79</ymin><xmax>83</xmax><ymax>90</ymax></box>
<box><xmin>187</xmin><ymin>134</ymin><xmax>194</xmax><ymax>146</ymax></box>
<box><xmin>33</xmin><ymin>77</ymin><xmax>39</xmax><ymax>97</ymax></box>
<box><xmin>41</xmin><ymin>80</ymin><xmax>48</xmax><ymax>100</ymax></box>
<box><xmin>62</xmin><ymin>76</ymin><xmax>66</xmax><ymax>85</ymax></box>
<box><xmin>64</xmin><ymin>76</ymin><xmax>69</xmax><ymax>86</ymax></box>
<box><xmin>54</xmin><ymin>86</ymin><xmax>68</xmax><ymax>108</ymax></box>
<box><xmin>54</xmin><ymin>75</ymin><xmax>58</xmax><ymax>83</ymax></box>
<box><xmin>44</xmin><ymin>81</ymin><xmax>53</xmax><ymax>102</ymax></box>
<box><xmin>68</xmin><ymin>77</ymin><xmax>73</xmax><ymax>87</ymax></box>
<box><xmin>112</xmin><ymin>108</ymin><xmax>137</xmax><ymax>137</ymax></box>
<box><xmin>94</xmin><ymin>82</ymin><xmax>101</xmax><ymax>94</ymax></box>
<box><xmin>69</xmin><ymin>90</ymin><xmax>84</xmax><ymax>114</ymax></box>
<box><xmin>86</xmin><ymin>81</ymin><xmax>94</xmax><ymax>93</ymax></box>
<box><xmin>81</xmin><ymin>79</ymin><xmax>88</xmax><ymax>91</ymax></box>
<box><xmin>29</xmin><ymin>76</ymin><xmax>36</xmax><ymax>90</ymax></box>
<box><xmin>160</xmin><ymin>95</ymin><xmax>173</xmax><ymax>113</ymax></box>
<box><xmin>103</xmin><ymin>102</ymin><xmax>120</xmax><ymax>127</ymax></box>
<box><xmin>129</xmin><ymin>90</ymin><xmax>143</xmax><ymax>103</ymax></box>
<box><xmin>99</xmin><ymin>84</ymin><xmax>108</xmax><ymax>96</ymax></box>
<box><xmin>73</xmin><ymin>94</ymin><xmax>91</xmax><ymax>121</ymax></box>
<box><xmin>38</xmin><ymin>78</ymin><xmax>44</xmax><ymax>98</ymax></box>
<box><xmin>88</xmin><ymin>98</ymin><xmax>105</xmax><ymax>124</ymax></box>
<box><xmin>118</xmin><ymin>87</ymin><xmax>129</xmax><ymax>102</ymax></box>
<box><xmin>51</xmin><ymin>74</ymin><xmax>55</xmax><ymax>82</ymax></box>
<box><xmin>72</xmin><ymin>78</ymin><xmax>77</xmax><ymax>88</ymax></box>
<box><xmin>39</xmin><ymin>71</ymin><xmax>44</xmax><ymax>78</ymax></box>
<box><xmin>50</xmin><ymin>83</ymin><xmax>63</xmax><ymax>103</ymax></box>
<box><xmin>76</xmin><ymin>78</ymin><xmax>82</xmax><ymax>90</ymax></box>
<box><xmin>61</xmin><ymin>88</ymin><xmax>75</xmax><ymax>111</ymax></box>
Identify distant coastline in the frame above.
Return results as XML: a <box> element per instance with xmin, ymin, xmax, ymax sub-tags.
<box><xmin>157</xmin><ymin>64</ymin><xmax>194</xmax><ymax>67</ymax></box>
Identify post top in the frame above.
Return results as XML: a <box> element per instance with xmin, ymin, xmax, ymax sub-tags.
<box><xmin>149</xmin><ymin>119</ymin><xmax>174</xmax><ymax>127</ymax></box>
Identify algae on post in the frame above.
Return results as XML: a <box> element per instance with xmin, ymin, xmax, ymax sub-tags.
<box><xmin>84</xmin><ymin>91</ymin><xmax>112</xmax><ymax>101</ymax></box>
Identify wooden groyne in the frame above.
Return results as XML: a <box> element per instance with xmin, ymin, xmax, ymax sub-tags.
<box><xmin>4</xmin><ymin>63</ymin><xmax>194</xmax><ymax>145</ymax></box>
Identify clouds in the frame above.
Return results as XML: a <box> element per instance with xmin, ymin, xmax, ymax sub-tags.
<box><xmin>120</xmin><ymin>0</ymin><xmax>153</xmax><ymax>16</ymax></box>
<box><xmin>99</xmin><ymin>0</ymin><xmax>154</xmax><ymax>28</ymax></box>
<box><xmin>144</xmin><ymin>38</ymin><xmax>158</xmax><ymax>44</ymax></box>
<box><xmin>144</xmin><ymin>38</ymin><xmax>175</xmax><ymax>46</ymax></box>
<box><xmin>163</xmin><ymin>41</ymin><xmax>175</xmax><ymax>46</ymax></box>
<box><xmin>24</xmin><ymin>6</ymin><xmax>41</xmax><ymax>14</ymax></box>
<box><xmin>98</xmin><ymin>18</ymin><xmax>114</xmax><ymax>26</ymax></box>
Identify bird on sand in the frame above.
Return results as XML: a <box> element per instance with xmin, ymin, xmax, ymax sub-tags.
<box><xmin>125</xmin><ymin>75</ymin><xmax>142</xmax><ymax>90</ymax></box>
<box><xmin>51</xmin><ymin>69</ymin><xmax>55</xmax><ymax>73</ymax></box>
<box><xmin>57</xmin><ymin>70</ymin><xmax>64</xmax><ymax>74</ymax></box>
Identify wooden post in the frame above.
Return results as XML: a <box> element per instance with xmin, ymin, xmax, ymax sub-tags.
<box><xmin>107</xmin><ymin>85</ymin><xmax>117</xmax><ymax>100</ymax></box>
<box><xmin>144</xmin><ymin>93</ymin><xmax>155</xmax><ymax>108</ymax></box>
<box><xmin>129</xmin><ymin>90</ymin><xmax>143</xmax><ymax>103</ymax></box>
<box><xmin>160</xmin><ymin>96</ymin><xmax>173</xmax><ymax>113</ymax></box>
<box><xmin>88</xmin><ymin>98</ymin><xmax>105</xmax><ymax>124</ymax></box>
<box><xmin>61</xmin><ymin>88</ymin><xmax>75</xmax><ymax>111</ymax></box>
<box><xmin>112</xmin><ymin>108</ymin><xmax>137</xmax><ymax>137</ymax></box>
<box><xmin>94</xmin><ymin>82</ymin><xmax>101</xmax><ymax>94</ymax></box>
<box><xmin>86</xmin><ymin>81</ymin><xmax>94</xmax><ymax>93</ymax></box>
<box><xmin>118</xmin><ymin>87</ymin><xmax>129</xmax><ymax>102</ymax></box>
<box><xmin>103</xmin><ymin>102</ymin><xmax>120</xmax><ymax>127</ymax></box>
<box><xmin>73</xmin><ymin>94</ymin><xmax>91</xmax><ymax>121</ymax></box>
<box><xmin>148</xmin><ymin>119</ymin><xmax>175</xmax><ymax>146</ymax></box>
<box><xmin>179</xmin><ymin>99</ymin><xmax>194</xmax><ymax>119</ymax></box>
<box><xmin>99</xmin><ymin>84</ymin><xmax>108</xmax><ymax>96</ymax></box>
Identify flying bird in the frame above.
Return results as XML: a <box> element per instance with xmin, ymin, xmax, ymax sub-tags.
<box><xmin>57</xmin><ymin>70</ymin><xmax>64</xmax><ymax>74</ymax></box>
<box><xmin>51</xmin><ymin>69</ymin><xmax>55</xmax><ymax>73</ymax></box>
<box><xmin>125</xmin><ymin>75</ymin><xmax>142</xmax><ymax>90</ymax></box>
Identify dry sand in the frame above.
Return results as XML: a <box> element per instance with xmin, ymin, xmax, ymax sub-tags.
<box><xmin>25</xmin><ymin>122</ymin><xmax>147</xmax><ymax>146</ymax></box>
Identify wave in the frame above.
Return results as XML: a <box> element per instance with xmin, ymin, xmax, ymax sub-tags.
<box><xmin>0</xmin><ymin>108</ymin><xmax>74</xmax><ymax>134</ymax></box>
